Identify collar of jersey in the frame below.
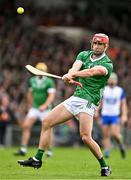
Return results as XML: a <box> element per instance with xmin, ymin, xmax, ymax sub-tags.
<box><xmin>90</xmin><ymin>52</ymin><xmax>106</xmax><ymax>62</ymax></box>
<box><xmin>36</xmin><ymin>76</ymin><xmax>47</xmax><ymax>81</ymax></box>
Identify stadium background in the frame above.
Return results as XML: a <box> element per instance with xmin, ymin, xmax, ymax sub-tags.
<box><xmin>0</xmin><ymin>0</ymin><xmax>131</xmax><ymax>147</ymax></box>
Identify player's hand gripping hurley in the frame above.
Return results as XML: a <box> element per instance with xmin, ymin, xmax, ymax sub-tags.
<box><xmin>25</xmin><ymin>65</ymin><xmax>82</xmax><ymax>87</ymax></box>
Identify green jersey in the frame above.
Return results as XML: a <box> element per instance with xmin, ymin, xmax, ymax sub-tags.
<box><xmin>73</xmin><ymin>50</ymin><xmax>113</xmax><ymax>106</ymax></box>
<box><xmin>29</xmin><ymin>76</ymin><xmax>56</xmax><ymax>108</ymax></box>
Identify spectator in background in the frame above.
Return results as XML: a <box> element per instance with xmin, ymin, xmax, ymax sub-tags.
<box><xmin>0</xmin><ymin>93</ymin><xmax>16</xmax><ymax>147</ymax></box>
<box><xmin>98</xmin><ymin>72</ymin><xmax>128</xmax><ymax>158</ymax></box>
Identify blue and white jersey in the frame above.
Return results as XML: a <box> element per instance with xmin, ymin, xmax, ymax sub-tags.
<box><xmin>101</xmin><ymin>86</ymin><xmax>126</xmax><ymax>116</ymax></box>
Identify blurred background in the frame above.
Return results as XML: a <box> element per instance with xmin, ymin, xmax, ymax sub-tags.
<box><xmin>0</xmin><ymin>0</ymin><xmax>131</xmax><ymax>148</ymax></box>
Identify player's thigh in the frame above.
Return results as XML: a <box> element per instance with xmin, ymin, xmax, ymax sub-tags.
<box><xmin>102</xmin><ymin>125</ymin><xmax>110</xmax><ymax>137</ymax></box>
<box><xmin>78</xmin><ymin>112</ymin><xmax>93</xmax><ymax>137</ymax></box>
<box><xmin>111</xmin><ymin>124</ymin><xmax>120</xmax><ymax>136</ymax></box>
<box><xmin>43</xmin><ymin>103</ymin><xmax>73</xmax><ymax>127</ymax></box>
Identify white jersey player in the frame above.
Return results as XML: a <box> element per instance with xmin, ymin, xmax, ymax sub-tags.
<box><xmin>101</xmin><ymin>72</ymin><xmax>128</xmax><ymax>158</ymax></box>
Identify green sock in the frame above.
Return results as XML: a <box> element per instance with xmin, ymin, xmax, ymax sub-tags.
<box><xmin>98</xmin><ymin>157</ymin><xmax>107</xmax><ymax>168</ymax></box>
<box><xmin>35</xmin><ymin>149</ymin><xmax>45</xmax><ymax>161</ymax></box>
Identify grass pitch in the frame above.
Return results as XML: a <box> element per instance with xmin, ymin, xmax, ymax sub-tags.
<box><xmin>0</xmin><ymin>147</ymin><xmax>131</xmax><ymax>179</ymax></box>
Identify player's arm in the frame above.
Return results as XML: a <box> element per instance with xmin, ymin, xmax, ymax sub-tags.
<box><xmin>68</xmin><ymin>60</ymin><xmax>83</xmax><ymax>73</ymax></box>
<box><xmin>120</xmin><ymin>98</ymin><xmax>128</xmax><ymax>125</ymax></box>
<box><xmin>72</xmin><ymin>65</ymin><xmax>108</xmax><ymax>78</ymax></box>
<box><xmin>27</xmin><ymin>89</ymin><xmax>33</xmax><ymax>108</ymax></box>
<box><xmin>27</xmin><ymin>78</ymin><xmax>33</xmax><ymax>108</ymax></box>
<box><xmin>39</xmin><ymin>91</ymin><xmax>56</xmax><ymax>111</ymax></box>
<box><xmin>62</xmin><ymin>60</ymin><xmax>82</xmax><ymax>82</ymax></box>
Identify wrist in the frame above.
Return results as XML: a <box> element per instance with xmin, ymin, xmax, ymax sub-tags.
<box><xmin>72</xmin><ymin>72</ymin><xmax>77</xmax><ymax>78</ymax></box>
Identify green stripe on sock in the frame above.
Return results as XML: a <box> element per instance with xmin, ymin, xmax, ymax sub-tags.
<box><xmin>98</xmin><ymin>157</ymin><xmax>107</xmax><ymax>168</ymax></box>
<box><xmin>35</xmin><ymin>149</ymin><xmax>45</xmax><ymax>161</ymax></box>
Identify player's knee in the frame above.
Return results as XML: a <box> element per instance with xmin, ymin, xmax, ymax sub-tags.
<box><xmin>112</xmin><ymin>133</ymin><xmax>119</xmax><ymax>139</ymax></box>
<box><xmin>42</xmin><ymin>119</ymin><xmax>51</xmax><ymax>130</ymax></box>
<box><xmin>103</xmin><ymin>133</ymin><xmax>110</xmax><ymax>138</ymax></box>
<box><xmin>80</xmin><ymin>132</ymin><xmax>92</xmax><ymax>144</ymax></box>
<box><xmin>22</xmin><ymin>123</ymin><xmax>30</xmax><ymax>130</ymax></box>
<box><xmin>22</xmin><ymin>120</ymin><xmax>31</xmax><ymax>130</ymax></box>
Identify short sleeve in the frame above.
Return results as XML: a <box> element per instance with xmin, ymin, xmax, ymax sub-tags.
<box><xmin>48</xmin><ymin>78</ymin><xmax>56</xmax><ymax>89</ymax></box>
<box><xmin>76</xmin><ymin>51</ymin><xmax>89</xmax><ymax>63</ymax></box>
<box><xmin>47</xmin><ymin>78</ymin><xmax>56</xmax><ymax>93</ymax></box>
<box><xmin>101</xmin><ymin>61</ymin><xmax>113</xmax><ymax>76</ymax></box>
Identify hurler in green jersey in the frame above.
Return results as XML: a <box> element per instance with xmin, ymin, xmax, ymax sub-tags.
<box><xmin>18</xmin><ymin>33</ymin><xmax>113</xmax><ymax>177</ymax></box>
<box><xmin>15</xmin><ymin>62</ymin><xmax>56</xmax><ymax>157</ymax></box>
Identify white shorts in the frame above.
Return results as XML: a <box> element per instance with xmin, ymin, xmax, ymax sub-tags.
<box><xmin>26</xmin><ymin>108</ymin><xmax>50</xmax><ymax>122</ymax></box>
<box><xmin>63</xmin><ymin>96</ymin><xmax>97</xmax><ymax>117</ymax></box>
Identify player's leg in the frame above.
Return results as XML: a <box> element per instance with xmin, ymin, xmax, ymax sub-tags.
<box><xmin>38</xmin><ymin>103</ymin><xmax>73</xmax><ymax>150</ymax></box>
<box><xmin>78</xmin><ymin>112</ymin><xmax>111</xmax><ymax>176</ymax></box>
<box><xmin>39</xmin><ymin>110</ymin><xmax>54</xmax><ymax>157</ymax></box>
<box><xmin>22</xmin><ymin>117</ymin><xmax>37</xmax><ymax>149</ymax></box>
<box><xmin>101</xmin><ymin>116</ymin><xmax>111</xmax><ymax>158</ymax></box>
<box><xmin>14</xmin><ymin>117</ymin><xmax>37</xmax><ymax>156</ymax></box>
<box><xmin>111</xmin><ymin>123</ymin><xmax>126</xmax><ymax>158</ymax></box>
<box><xmin>45</xmin><ymin>128</ymin><xmax>54</xmax><ymax>157</ymax></box>
<box><xmin>17</xmin><ymin>103</ymin><xmax>73</xmax><ymax>168</ymax></box>
<box><xmin>14</xmin><ymin>108</ymin><xmax>38</xmax><ymax>156</ymax></box>
<box><xmin>102</xmin><ymin>125</ymin><xmax>111</xmax><ymax>158</ymax></box>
